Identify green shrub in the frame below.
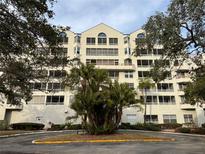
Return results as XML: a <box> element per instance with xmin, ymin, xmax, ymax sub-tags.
<box><xmin>144</xmin><ymin>123</ymin><xmax>161</xmax><ymax>131</ymax></box>
<box><xmin>64</xmin><ymin>124</ymin><xmax>82</xmax><ymax>130</ymax></box>
<box><xmin>175</xmin><ymin>127</ymin><xmax>191</xmax><ymax>133</ymax></box>
<box><xmin>118</xmin><ymin>123</ymin><xmax>132</xmax><ymax>129</ymax></box>
<box><xmin>201</xmin><ymin>123</ymin><xmax>205</xmax><ymax>128</ymax></box>
<box><xmin>119</xmin><ymin>123</ymin><xmax>161</xmax><ymax>131</ymax></box>
<box><xmin>0</xmin><ymin>120</ymin><xmax>8</xmax><ymax>130</ymax></box>
<box><xmin>49</xmin><ymin>124</ymin><xmax>65</xmax><ymax>131</ymax></box>
<box><xmin>10</xmin><ymin>123</ymin><xmax>44</xmax><ymax>130</ymax></box>
<box><xmin>133</xmin><ymin>123</ymin><xmax>161</xmax><ymax>131</ymax></box>
<box><xmin>159</xmin><ymin>123</ymin><xmax>182</xmax><ymax>129</ymax></box>
<box><xmin>191</xmin><ymin>128</ymin><xmax>205</xmax><ymax>135</ymax></box>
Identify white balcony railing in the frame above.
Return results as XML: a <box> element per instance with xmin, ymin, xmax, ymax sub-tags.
<box><xmin>95</xmin><ymin>64</ymin><xmax>136</xmax><ymax>70</ymax></box>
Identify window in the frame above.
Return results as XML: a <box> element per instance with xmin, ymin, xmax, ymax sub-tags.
<box><xmin>47</xmin><ymin>83</ymin><xmax>64</xmax><ymax>91</ymax></box>
<box><xmin>98</xmin><ymin>33</ymin><xmax>107</xmax><ymax>45</ymax></box>
<box><xmin>140</xmin><ymin>96</ymin><xmax>158</xmax><ymax>105</ymax></box>
<box><xmin>136</xmin><ymin>49</ymin><xmax>152</xmax><ymax>56</ymax></box>
<box><xmin>28</xmin><ymin>96</ymin><xmax>45</xmax><ymax>105</ymax></box>
<box><xmin>30</xmin><ymin>82</ymin><xmax>46</xmax><ymax>91</ymax></box>
<box><xmin>34</xmin><ymin>70</ymin><xmax>48</xmax><ymax>78</ymax></box>
<box><xmin>86</xmin><ymin>59</ymin><xmax>118</xmax><ymax>65</ymax></box>
<box><xmin>126</xmin><ymin>114</ymin><xmax>136</xmax><ymax>120</ymax></box>
<box><xmin>124</xmin><ymin>36</ymin><xmax>130</xmax><ymax>44</ymax></box>
<box><xmin>75</xmin><ymin>46</ymin><xmax>80</xmax><ymax>54</ymax></box>
<box><xmin>127</xmin><ymin>83</ymin><xmax>134</xmax><ymax>89</ymax></box>
<box><xmin>144</xmin><ymin>115</ymin><xmax>158</xmax><ymax>123</ymax></box>
<box><xmin>138</xmin><ymin>71</ymin><xmax>150</xmax><ymax>78</ymax></box>
<box><xmin>109</xmin><ymin>38</ymin><xmax>118</xmax><ymax>45</ymax></box>
<box><xmin>46</xmin><ymin>96</ymin><xmax>64</xmax><ymax>105</ymax></box>
<box><xmin>51</xmin><ymin>48</ymin><xmax>67</xmax><ymax>57</ymax></box>
<box><xmin>75</xmin><ymin>35</ymin><xmax>81</xmax><ymax>43</ymax></box>
<box><xmin>137</xmin><ymin>60</ymin><xmax>153</xmax><ymax>67</ymax></box>
<box><xmin>159</xmin><ymin>96</ymin><xmax>175</xmax><ymax>104</ymax></box>
<box><xmin>86</xmin><ymin>38</ymin><xmax>95</xmax><ymax>45</ymax></box>
<box><xmin>86</xmin><ymin>48</ymin><xmax>118</xmax><ymax>56</ymax></box>
<box><xmin>163</xmin><ymin>115</ymin><xmax>177</xmax><ymax>123</ymax></box>
<box><xmin>135</xmin><ymin>33</ymin><xmax>145</xmax><ymax>45</ymax></box>
<box><xmin>125</xmin><ymin>71</ymin><xmax>133</xmax><ymax>78</ymax></box>
<box><xmin>124</xmin><ymin>48</ymin><xmax>131</xmax><ymax>55</ymax></box>
<box><xmin>184</xmin><ymin>114</ymin><xmax>193</xmax><ymax>123</ymax></box>
<box><xmin>153</xmin><ymin>49</ymin><xmax>163</xmax><ymax>55</ymax></box>
<box><xmin>157</xmin><ymin>83</ymin><xmax>173</xmax><ymax>92</ymax></box>
<box><xmin>59</xmin><ymin>32</ymin><xmax>68</xmax><ymax>44</ymax></box>
<box><xmin>137</xmin><ymin>33</ymin><xmax>145</xmax><ymax>39</ymax></box>
<box><xmin>108</xmin><ymin>71</ymin><xmax>119</xmax><ymax>78</ymax></box>
<box><xmin>49</xmin><ymin>70</ymin><xmax>66</xmax><ymax>78</ymax></box>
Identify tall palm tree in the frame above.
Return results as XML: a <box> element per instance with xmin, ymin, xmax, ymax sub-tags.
<box><xmin>138</xmin><ymin>78</ymin><xmax>155</xmax><ymax>124</ymax></box>
<box><xmin>65</xmin><ymin>64</ymin><xmax>141</xmax><ymax>134</ymax></box>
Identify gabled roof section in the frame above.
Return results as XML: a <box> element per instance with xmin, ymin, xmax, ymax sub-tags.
<box><xmin>81</xmin><ymin>23</ymin><xmax>124</xmax><ymax>35</ymax></box>
<box><xmin>130</xmin><ymin>27</ymin><xmax>145</xmax><ymax>35</ymax></box>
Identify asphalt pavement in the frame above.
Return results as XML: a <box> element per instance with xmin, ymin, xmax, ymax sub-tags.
<box><xmin>0</xmin><ymin>130</ymin><xmax>205</xmax><ymax>154</ymax></box>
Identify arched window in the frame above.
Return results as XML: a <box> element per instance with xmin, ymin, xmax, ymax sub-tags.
<box><xmin>98</xmin><ymin>32</ymin><xmax>107</xmax><ymax>45</ymax></box>
<box><xmin>137</xmin><ymin>33</ymin><xmax>145</xmax><ymax>39</ymax></box>
<box><xmin>59</xmin><ymin>32</ymin><xmax>68</xmax><ymax>44</ymax></box>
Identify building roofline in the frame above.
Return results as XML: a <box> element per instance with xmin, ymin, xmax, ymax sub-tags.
<box><xmin>81</xmin><ymin>23</ymin><xmax>124</xmax><ymax>35</ymax></box>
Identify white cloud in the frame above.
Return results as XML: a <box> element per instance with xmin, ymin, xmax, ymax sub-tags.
<box><xmin>50</xmin><ymin>0</ymin><xmax>170</xmax><ymax>33</ymax></box>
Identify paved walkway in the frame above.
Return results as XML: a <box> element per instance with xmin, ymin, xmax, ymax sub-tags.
<box><xmin>0</xmin><ymin>130</ymin><xmax>205</xmax><ymax>154</ymax></box>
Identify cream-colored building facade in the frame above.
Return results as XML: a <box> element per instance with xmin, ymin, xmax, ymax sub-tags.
<box><xmin>1</xmin><ymin>23</ymin><xmax>205</xmax><ymax>127</ymax></box>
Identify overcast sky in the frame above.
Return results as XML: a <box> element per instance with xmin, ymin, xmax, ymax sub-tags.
<box><xmin>50</xmin><ymin>0</ymin><xmax>170</xmax><ymax>33</ymax></box>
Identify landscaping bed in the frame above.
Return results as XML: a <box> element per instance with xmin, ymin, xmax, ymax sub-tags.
<box><xmin>33</xmin><ymin>133</ymin><xmax>174</xmax><ymax>144</ymax></box>
<box><xmin>0</xmin><ymin>130</ymin><xmax>32</xmax><ymax>136</ymax></box>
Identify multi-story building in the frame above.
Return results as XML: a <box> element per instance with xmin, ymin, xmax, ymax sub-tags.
<box><xmin>0</xmin><ymin>23</ymin><xmax>205</xmax><ymax>127</ymax></box>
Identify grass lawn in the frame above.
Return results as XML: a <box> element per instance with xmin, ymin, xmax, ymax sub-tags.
<box><xmin>0</xmin><ymin>130</ymin><xmax>32</xmax><ymax>136</ymax></box>
<box><xmin>34</xmin><ymin>133</ymin><xmax>175</xmax><ymax>143</ymax></box>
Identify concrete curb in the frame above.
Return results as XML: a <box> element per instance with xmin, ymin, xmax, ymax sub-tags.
<box><xmin>1</xmin><ymin>129</ymin><xmax>204</xmax><ymax>138</ymax></box>
<box><xmin>118</xmin><ymin>129</ymin><xmax>205</xmax><ymax>137</ymax></box>
<box><xmin>0</xmin><ymin>130</ymin><xmax>77</xmax><ymax>138</ymax></box>
<box><xmin>32</xmin><ymin>138</ymin><xmax>175</xmax><ymax>144</ymax></box>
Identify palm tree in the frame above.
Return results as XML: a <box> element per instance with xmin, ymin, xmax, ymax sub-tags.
<box><xmin>109</xmin><ymin>81</ymin><xmax>142</xmax><ymax>129</ymax></box>
<box><xmin>65</xmin><ymin>64</ymin><xmax>141</xmax><ymax>134</ymax></box>
<box><xmin>138</xmin><ymin>78</ymin><xmax>155</xmax><ymax>124</ymax></box>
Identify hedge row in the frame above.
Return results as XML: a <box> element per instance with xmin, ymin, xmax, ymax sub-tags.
<box><xmin>119</xmin><ymin>123</ymin><xmax>182</xmax><ymax>130</ymax></box>
<box><xmin>176</xmin><ymin>127</ymin><xmax>205</xmax><ymax>135</ymax></box>
<box><xmin>119</xmin><ymin>123</ymin><xmax>161</xmax><ymax>131</ymax></box>
<box><xmin>48</xmin><ymin>123</ymin><xmax>82</xmax><ymax>131</ymax></box>
<box><xmin>10</xmin><ymin>123</ymin><xmax>44</xmax><ymax>130</ymax></box>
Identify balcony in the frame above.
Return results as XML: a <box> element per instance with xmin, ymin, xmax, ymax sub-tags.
<box><xmin>95</xmin><ymin>64</ymin><xmax>136</xmax><ymax>71</ymax></box>
<box><xmin>6</xmin><ymin>104</ymin><xmax>23</xmax><ymax>110</ymax></box>
<box><xmin>180</xmin><ymin>103</ymin><xmax>195</xmax><ymax>110</ymax></box>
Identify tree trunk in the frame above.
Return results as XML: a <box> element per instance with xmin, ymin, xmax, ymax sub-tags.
<box><xmin>143</xmin><ymin>88</ymin><xmax>147</xmax><ymax>124</ymax></box>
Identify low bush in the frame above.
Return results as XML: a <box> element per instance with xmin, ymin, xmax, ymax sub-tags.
<box><xmin>48</xmin><ymin>123</ymin><xmax>82</xmax><ymax>131</ymax></box>
<box><xmin>118</xmin><ymin>123</ymin><xmax>132</xmax><ymax>129</ymax></box>
<box><xmin>10</xmin><ymin>123</ymin><xmax>44</xmax><ymax>130</ymax></box>
<box><xmin>49</xmin><ymin>124</ymin><xmax>65</xmax><ymax>131</ymax></box>
<box><xmin>191</xmin><ymin>128</ymin><xmax>205</xmax><ymax>135</ymax></box>
<box><xmin>119</xmin><ymin>123</ymin><xmax>161</xmax><ymax>131</ymax></box>
<box><xmin>65</xmin><ymin>124</ymin><xmax>82</xmax><ymax>130</ymax></box>
<box><xmin>0</xmin><ymin>120</ymin><xmax>8</xmax><ymax>130</ymax></box>
<box><xmin>201</xmin><ymin>123</ymin><xmax>205</xmax><ymax>128</ymax></box>
<box><xmin>175</xmin><ymin>127</ymin><xmax>191</xmax><ymax>133</ymax></box>
<box><xmin>159</xmin><ymin>123</ymin><xmax>182</xmax><ymax>129</ymax></box>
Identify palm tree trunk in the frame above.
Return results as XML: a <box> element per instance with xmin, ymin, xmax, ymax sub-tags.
<box><xmin>143</xmin><ymin>88</ymin><xmax>147</xmax><ymax>124</ymax></box>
